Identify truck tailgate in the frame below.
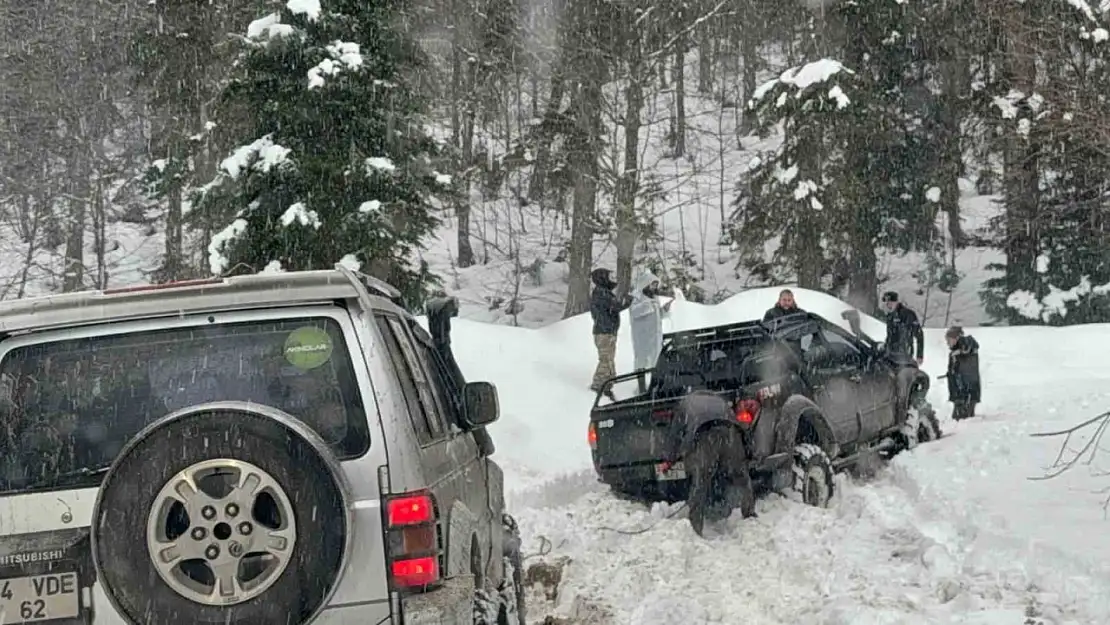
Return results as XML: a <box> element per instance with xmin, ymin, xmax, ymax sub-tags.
<box><xmin>591</xmin><ymin>401</ymin><xmax>676</xmax><ymax>467</ymax></box>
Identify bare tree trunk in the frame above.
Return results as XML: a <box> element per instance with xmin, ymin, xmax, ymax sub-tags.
<box><xmin>527</xmin><ymin>63</ymin><xmax>566</xmax><ymax>205</ymax></box>
<box><xmin>1002</xmin><ymin>13</ymin><xmax>1040</xmax><ymax>300</ymax></box>
<box><xmin>62</xmin><ymin>190</ymin><xmax>86</xmax><ymax>293</ymax></box>
<box><xmin>615</xmin><ymin>50</ymin><xmax>646</xmax><ymax>297</ymax></box>
<box><xmin>456</xmin><ymin>62</ymin><xmax>478</xmax><ymax>268</ymax></box>
<box><xmin>739</xmin><ymin>34</ymin><xmax>758</xmax><ymax>136</ymax></box>
<box><xmin>673</xmin><ymin>35</ymin><xmax>687</xmax><ymax>157</ymax></box>
<box><xmin>697</xmin><ymin>27</ymin><xmax>712</xmax><ymax>93</ymax></box>
<box><xmin>562</xmin><ymin>0</ymin><xmax>604</xmax><ymax>318</ymax></box>
<box><xmin>164</xmin><ymin>180</ymin><xmax>184</xmax><ymax>282</ymax></box>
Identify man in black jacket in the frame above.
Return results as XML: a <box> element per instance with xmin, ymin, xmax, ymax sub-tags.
<box><xmin>881</xmin><ymin>291</ymin><xmax>924</xmax><ymax>365</ymax></box>
<box><xmin>589</xmin><ymin>268</ymin><xmax>631</xmax><ymax>393</ymax></box>
<box><xmin>945</xmin><ymin>326</ymin><xmax>981</xmax><ymax>420</ymax></box>
<box><xmin>763</xmin><ymin>289</ymin><xmax>804</xmax><ymax>323</ymax></box>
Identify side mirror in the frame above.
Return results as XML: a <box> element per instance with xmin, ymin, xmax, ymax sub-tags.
<box><xmin>461</xmin><ymin>381</ymin><xmax>499</xmax><ymax>428</ymax></box>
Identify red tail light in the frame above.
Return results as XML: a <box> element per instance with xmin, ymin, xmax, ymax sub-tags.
<box><xmin>387</xmin><ymin>494</ymin><xmax>434</xmax><ymax>526</ymax></box>
<box><xmin>588</xmin><ymin>422</ymin><xmax>597</xmax><ymax>448</ymax></box>
<box><xmin>384</xmin><ymin>491</ymin><xmax>441</xmax><ymax>590</ymax></box>
<box><xmin>391</xmin><ymin>556</ymin><xmax>440</xmax><ymax>587</ymax></box>
<box><xmin>735</xmin><ymin>398</ymin><xmax>761</xmax><ymax>426</ymax></box>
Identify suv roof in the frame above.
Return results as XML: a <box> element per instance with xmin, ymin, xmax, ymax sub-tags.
<box><xmin>0</xmin><ymin>265</ymin><xmax>407</xmax><ymax>336</ymax></box>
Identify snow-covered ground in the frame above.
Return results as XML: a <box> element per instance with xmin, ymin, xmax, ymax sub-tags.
<box><xmin>452</xmin><ymin>287</ymin><xmax>1110</xmax><ymax>624</ymax></box>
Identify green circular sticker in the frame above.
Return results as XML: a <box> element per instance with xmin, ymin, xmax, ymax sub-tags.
<box><xmin>284</xmin><ymin>326</ymin><xmax>333</xmax><ymax>370</ymax></box>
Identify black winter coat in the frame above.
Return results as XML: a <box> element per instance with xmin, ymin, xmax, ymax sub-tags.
<box><xmin>947</xmin><ymin>335</ymin><xmax>981</xmax><ymax>402</ymax></box>
<box><xmin>885</xmin><ymin>305</ymin><xmax>924</xmax><ymax>359</ymax></box>
<box><xmin>590</xmin><ymin>286</ymin><xmax>629</xmax><ymax>335</ymax></box>
<box><xmin>762</xmin><ymin>305</ymin><xmax>805</xmax><ymax>323</ymax></box>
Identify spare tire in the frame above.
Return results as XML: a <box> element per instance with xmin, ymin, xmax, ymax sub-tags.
<box><xmin>91</xmin><ymin>401</ymin><xmax>351</xmax><ymax>625</ymax></box>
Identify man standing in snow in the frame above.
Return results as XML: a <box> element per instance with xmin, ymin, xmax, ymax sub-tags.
<box><xmin>630</xmin><ymin>270</ymin><xmax>672</xmax><ymax>391</ymax></box>
<box><xmin>881</xmin><ymin>291</ymin><xmax>924</xmax><ymax>365</ymax></box>
<box><xmin>762</xmin><ymin>288</ymin><xmax>804</xmax><ymax>323</ymax></box>
<box><xmin>945</xmin><ymin>326</ymin><xmax>981</xmax><ymax>420</ymax></box>
<box><xmin>589</xmin><ymin>268</ymin><xmax>632</xmax><ymax>395</ymax></box>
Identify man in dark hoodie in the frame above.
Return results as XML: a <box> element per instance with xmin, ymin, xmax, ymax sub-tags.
<box><xmin>945</xmin><ymin>326</ymin><xmax>981</xmax><ymax>420</ymax></box>
<box><xmin>762</xmin><ymin>288</ymin><xmax>804</xmax><ymax>323</ymax></box>
<box><xmin>881</xmin><ymin>291</ymin><xmax>924</xmax><ymax>365</ymax></box>
<box><xmin>589</xmin><ymin>268</ymin><xmax>632</xmax><ymax>393</ymax></box>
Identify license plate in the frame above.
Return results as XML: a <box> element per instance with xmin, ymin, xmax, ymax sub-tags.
<box><xmin>0</xmin><ymin>573</ymin><xmax>79</xmax><ymax>624</ymax></box>
<box><xmin>656</xmin><ymin>461</ymin><xmax>686</xmax><ymax>480</ymax></box>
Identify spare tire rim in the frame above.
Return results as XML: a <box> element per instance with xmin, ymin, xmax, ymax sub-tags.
<box><xmin>145</xmin><ymin>458</ymin><xmax>297</xmax><ymax>606</ymax></box>
<box><xmin>804</xmin><ymin>465</ymin><xmax>829</xmax><ymax>505</ymax></box>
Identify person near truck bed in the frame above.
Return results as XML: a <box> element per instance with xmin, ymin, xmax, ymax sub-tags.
<box><xmin>881</xmin><ymin>291</ymin><xmax>924</xmax><ymax>365</ymax></box>
<box><xmin>945</xmin><ymin>326</ymin><xmax>981</xmax><ymax>420</ymax></box>
<box><xmin>630</xmin><ymin>269</ymin><xmax>672</xmax><ymax>384</ymax></box>
<box><xmin>589</xmin><ymin>268</ymin><xmax>632</xmax><ymax>392</ymax></box>
<box><xmin>661</xmin><ymin>391</ymin><xmax>756</xmax><ymax>536</ymax></box>
<box><xmin>762</xmin><ymin>289</ymin><xmax>804</xmax><ymax>322</ymax></box>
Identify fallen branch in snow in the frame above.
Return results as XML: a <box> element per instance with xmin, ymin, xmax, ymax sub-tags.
<box><xmin>1029</xmin><ymin>411</ymin><xmax>1110</xmax><ymax>514</ymax></box>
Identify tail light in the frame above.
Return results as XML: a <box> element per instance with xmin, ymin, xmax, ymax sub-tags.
<box><xmin>383</xmin><ymin>491</ymin><xmax>441</xmax><ymax>589</ymax></box>
<box><xmin>587</xmin><ymin>422</ymin><xmax>598</xmax><ymax>449</ymax></box>
<box><xmin>735</xmin><ymin>398</ymin><xmax>761</xmax><ymax>427</ymax></box>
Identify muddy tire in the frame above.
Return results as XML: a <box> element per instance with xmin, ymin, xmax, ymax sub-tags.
<box><xmin>916</xmin><ymin>404</ymin><xmax>942</xmax><ymax>443</ymax></box>
<box><xmin>792</xmin><ymin>444</ymin><xmax>834</xmax><ymax>508</ymax></box>
<box><xmin>473</xmin><ymin>557</ymin><xmax>523</xmax><ymax>625</ymax></box>
<box><xmin>92</xmin><ymin>402</ymin><xmax>349</xmax><ymax>625</ymax></box>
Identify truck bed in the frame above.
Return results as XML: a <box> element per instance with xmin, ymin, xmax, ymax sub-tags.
<box><xmin>591</xmin><ymin>395</ymin><xmax>683</xmax><ymax>467</ymax></box>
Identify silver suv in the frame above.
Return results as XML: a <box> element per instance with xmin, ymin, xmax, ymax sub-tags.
<box><xmin>0</xmin><ymin>266</ymin><xmax>525</xmax><ymax>625</ymax></box>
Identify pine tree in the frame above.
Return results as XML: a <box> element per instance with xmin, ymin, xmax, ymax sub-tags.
<box><xmin>199</xmin><ymin>0</ymin><xmax>447</xmax><ymax>306</ymax></box>
<box><xmin>732</xmin><ymin>0</ymin><xmax>942</xmax><ymax>310</ymax></box>
<box><xmin>980</xmin><ymin>3</ymin><xmax>1110</xmax><ymax>325</ymax></box>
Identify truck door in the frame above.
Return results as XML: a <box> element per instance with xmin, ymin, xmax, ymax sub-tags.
<box><xmin>799</xmin><ymin>329</ymin><xmax>862</xmax><ymax>444</ymax></box>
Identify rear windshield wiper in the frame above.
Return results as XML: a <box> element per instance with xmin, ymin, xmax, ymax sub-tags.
<box><xmin>23</xmin><ymin>465</ymin><xmax>112</xmax><ymax>491</ymax></box>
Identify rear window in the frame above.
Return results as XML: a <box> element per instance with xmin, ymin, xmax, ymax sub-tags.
<box><xmin>0</xmin><ymin>317</ymin><xmax>368</xmax><ymax>495</ymax></box>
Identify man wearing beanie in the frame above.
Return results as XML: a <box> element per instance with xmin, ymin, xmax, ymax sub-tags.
<box><xmin>945</xmin><ymin>326</ymin><xmax>981</xmax><ymax>420</ymax></box>
<box><xmin>880</xmin><ymin>291</ymin><xmax>924</xmax><ymax>365</ymax></box>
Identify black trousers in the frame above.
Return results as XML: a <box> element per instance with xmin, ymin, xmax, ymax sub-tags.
<box><xmin>952</xmin><ymin>400</ymin><xmax>977</xmax><ymax>420</ymax></box>
<box><xmin>684</xmin><ymin>424</ymin><xmax>755</xmax><ymax>536</ymax></box>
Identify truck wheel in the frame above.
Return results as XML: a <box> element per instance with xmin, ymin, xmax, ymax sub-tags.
<box><xmin>474</xmin><ymin>515</ymin><xmax>525</xmax><ymax>625</ymax></box>
<box><xmin>474</xmin><ymin>559</ymin><xmax>524</xmax><ymax>625</ymax></box>
<box><xmin>916</xmin><ymin>404</ymin><xmax>942</xmax><ymax>443</ymax></box>
<box><xmin>92</xmin><ymin>403</ymin><xmax>349</xmax><ymax>625</ymax></box>
<box><xmin>792</xmin><ymin>444</ymin><xmax>834</xmax><ymax>508</ymax></box>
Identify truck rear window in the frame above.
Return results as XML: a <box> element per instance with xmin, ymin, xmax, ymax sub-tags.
<box><xmin>0</xmin><ymin>317</ymin><xmax>369</xmax><ymax>495</ymax></box>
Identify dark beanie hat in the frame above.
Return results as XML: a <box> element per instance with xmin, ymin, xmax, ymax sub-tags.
<box><xmin>945</xmin><ymin>326</ymin><xmax>963</xmax><ymax>339</ymax></box>
<box><xmin>881</xmin><ymin>291</ymin><xmax>898</xmax><ymax>302</ymax></box>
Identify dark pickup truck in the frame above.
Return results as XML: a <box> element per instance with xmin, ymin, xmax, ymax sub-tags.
<box><xmin>587</xmin><ymin>310</ymin><xmax>941</xmax><ymax>505</ymax></box>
